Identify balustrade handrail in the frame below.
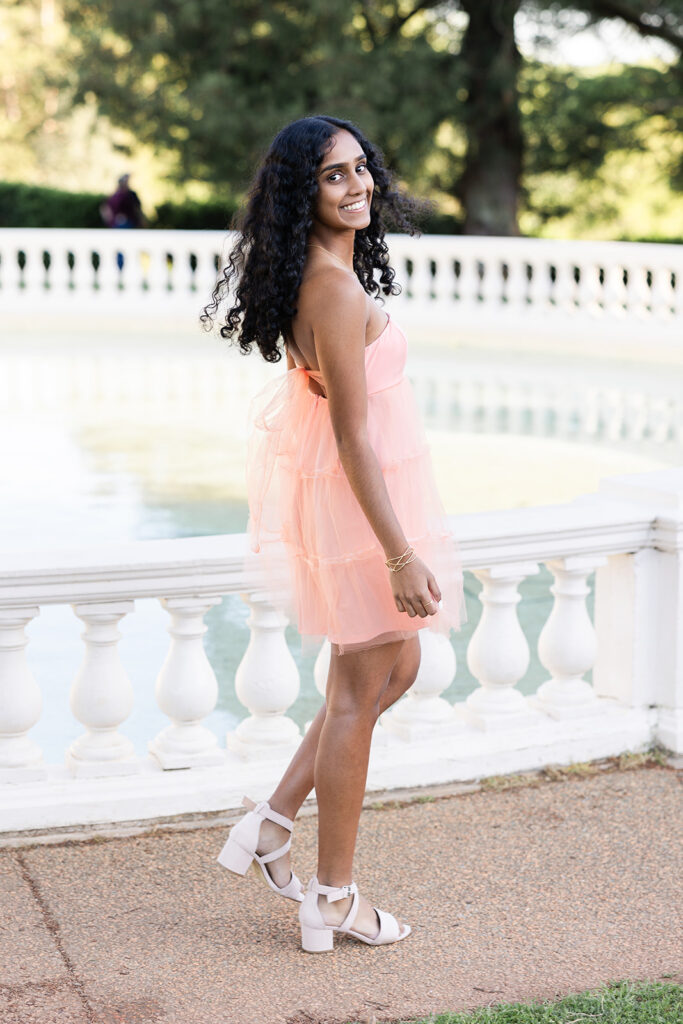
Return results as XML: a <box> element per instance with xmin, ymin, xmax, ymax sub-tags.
<box><xmin>0</xmin><ymin>496</ymin><xmax>658</xmax><ymax>608</ymax></box>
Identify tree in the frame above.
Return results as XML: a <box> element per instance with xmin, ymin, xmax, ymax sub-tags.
<box><xmin>61</xmin><ymin>0</ymin><xmax>683</xmax><ymax>234</ymax></box>
<box><xmin>61</xmin><ymin>0</ymin><xmax>460</xmax><ymax>197</ymax></box>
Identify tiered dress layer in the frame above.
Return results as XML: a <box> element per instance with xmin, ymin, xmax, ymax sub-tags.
<box><xmin>243</xmin><ymin>312</ymin><xmax>467</xmax><ymax>655</ymax></box>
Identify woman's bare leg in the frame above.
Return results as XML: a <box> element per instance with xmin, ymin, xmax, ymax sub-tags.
<box><xmin>312</xmin><ymin>637</ymin><xmax>415</xmax><ymax>937</ymax></box>
<box><xmin>253</xmin><ymin>636</ymin><xmax>421</xmax><ymax>897</ymax></box>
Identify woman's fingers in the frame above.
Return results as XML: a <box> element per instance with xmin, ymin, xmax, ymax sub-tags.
<box><xmin>421</xmin><ymin>595</ymin><xmax>438</xmax><ymax>616</ymax></box>
<box><xmin>428</xmin><ymin>573</ymin><xmax>442</xmax><ymax>603</ymax></box>
<box><xmin>399</xmin><ymin>593</ymin><xmax>438</xmax><ymax>618</ymax></box>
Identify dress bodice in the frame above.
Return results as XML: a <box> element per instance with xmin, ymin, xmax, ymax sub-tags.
<box><xmin>292</xmin><ymin>313</ymin><xmax>406</xmax><ymax>397</ymax></box>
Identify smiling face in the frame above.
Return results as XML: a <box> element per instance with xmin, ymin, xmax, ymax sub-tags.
<box><xmin>312</xmin><ymin>129</ymin><xmax>374</xmax><ymax>233</ymax></box>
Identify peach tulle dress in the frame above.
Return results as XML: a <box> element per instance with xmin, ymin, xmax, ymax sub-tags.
<box><xmin>243</xmin><ymin>311</ymin><xmax>467</xmax><ymax>655</ymax></box>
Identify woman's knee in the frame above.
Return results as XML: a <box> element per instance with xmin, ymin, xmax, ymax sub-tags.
<box><xmin>324</xmin><ymin>685</ymin><xmax>384</xmax><ymax>724</ymax></box>
<box><xmin>383</xmin><ymin>636</ymin><xmax>421</xmax><ymax>700</ymax></box>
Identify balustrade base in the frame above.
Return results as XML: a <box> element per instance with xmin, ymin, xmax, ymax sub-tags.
<box><xmin>528</xmin><ymin>694</ymin><xmax>605</xmax><ymax>720</ymax></box>
<box><xmin>66</xmin><ymin>751</ymin><xmax>140</xmax><ymax>779</ymax></box>
<box><xmin>147</xmin><ymin>739</ymin><xmax>225</xmax><ymax>771</ymax></box>
<box><xmin>0</xmin><ymin>704</ymin><xmax>658</xmax><ymax>835</ymax></box>
<box><xmin>456</xmin><ymin>702</ymin><xmax>547</xmax><ymax>733</ymax></box>
<box><xmin>0</xmin><ymin>764</ymin><xmax>47</xmax><ymax>784</ymax></box>
<box><xmin>225</xmin><ymin>734</ymin><xmax>301</xmax><ymax>763</ymax></box>
<box><xmin>381</xmin><ymin>700</ymin><xmax>466</xmax><ymax>742</ymax></box>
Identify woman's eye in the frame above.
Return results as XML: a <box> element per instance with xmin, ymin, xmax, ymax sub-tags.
<box><xmin>328</xmin><ymin>164</ymin><xmax>367</xmax><ymax>183</ymax></box>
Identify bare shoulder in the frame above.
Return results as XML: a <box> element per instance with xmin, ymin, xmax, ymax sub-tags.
<box><xmin>304</xmin><ymin>266</ymin><xmax>367</xmax><ymax>348</ymax></box>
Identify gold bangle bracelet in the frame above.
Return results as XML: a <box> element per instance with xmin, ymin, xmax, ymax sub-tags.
<box><xmin>385</xmin><ymin>544</ymin><xmax>413</xmax><ymax>567</ymax></box>
<box><xmin>385</xmin><ymin>548</ymin><xmax>416</xmax><ymax>572</ymax></box>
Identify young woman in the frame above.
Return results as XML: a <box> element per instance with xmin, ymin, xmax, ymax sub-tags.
<box><xmin>202</xmin><ymin>114</ymin><xmax>466</xmax><ymax>953</ymax></box>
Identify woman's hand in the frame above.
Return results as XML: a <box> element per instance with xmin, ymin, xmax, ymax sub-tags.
<box><xmin>389</xmin><ymin>555</ymin><xmax>442</xmax><ymax>618</ymax></box>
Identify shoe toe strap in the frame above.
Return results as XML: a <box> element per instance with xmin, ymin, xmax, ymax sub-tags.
<box><xmin>277</xmin><ymin>869</ymin><xmax>304</xmax><ymax>900</ymax></box>
<box><xmin>374</xmin><ymin>907</ymin><xmax>401</xmax><ymax>943</ymax></box>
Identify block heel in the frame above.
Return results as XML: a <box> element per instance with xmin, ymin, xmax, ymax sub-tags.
<box><xmin>216</xmin><ymin>796</ymin><xmax>304</xmax><ymax>902</ymax></box>
<box><xmin>217</xmin><ymin>836</ymin><xmax>253</xmax><ymax>875</ymax></box>
<box><xmin>299</xmin><ymin>876</ymin><xmax>411</xmax><ymax>951</ymax></box>
<box><xmin>300</xmin><ymin>923</ymin><xmax>335</xmax><ymax>953</ymax></box>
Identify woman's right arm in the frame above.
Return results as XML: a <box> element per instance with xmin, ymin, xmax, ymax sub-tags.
<box><xmin>312</xmin><ymin>274</ymin><xmax>440</xmax><ymax>620</ymax></box>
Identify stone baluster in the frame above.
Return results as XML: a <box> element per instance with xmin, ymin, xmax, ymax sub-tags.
<box><xmin>95</xmin><ymin>235</ymin><xmax>122</xmax><ymax>292</ymax></box>
<box><xmin>649</xmin><ymin>264</ymin><xmax>675</xmax><ymax>320</ymax></box>
<box><xmin>50</xmin><ymin>241</ymin><xmax>73</xmax><ymax>293</ymax></box>
<box><xmin>139</xmin><ymin>242</ymin><xmax>159</xmax><ymax>294</ymax></box>
<box><xmin>71</xmin><ymin>241</ymin><xmax>96</xmax><ymax>294</ymax></box>
<box><xmin>382</xmin><ymin>630</ymin><xmax>461</xmax><ymax>741</ymax></box>
<box><xmin>477</xmin><ymin>254</ymin><xmax>498</xmax><ymax>309</ymax></box>
<box><xmin>554</xmin><ymin>259</ymin><xmax>578</xmax><ymax>315</ymax></box>
<box><xmin>530</xmin><ymin>555</ymin><xmax>607</xmax><ymax>719</ymax></box>
<box><xmin>433</xmin><ymin>253</ymin><xmax>455</xmax><ymax>305</ymax></box>
<box><xmin>148</xmin><ymin>595</ymin><xmax>224</xmax><ymax>768</ymax></box>
<box><xmin>409</xmin><ymin>252</ymin><xmax>433</xmax><ymax>304</ymax></box>
<box><xmin>604</xmin><ymin>261</ymin><xmax>628</xmax><ymax>318</ymax></box>
<box><xmin>67</xmin><ymin>601</ymin><xmax>139</xmax><ymax>777</ymax></box>
<box><xmin>576</xmin><ymin>261</ymin><xmax>603</xmax><ymax>317</ymax></box>
<box><xmin>21</xmin><ymin>242</ymin><xmax>45</xmax><ymax>295</ymax></box>
<box><xmin>503</xmin><ymin>257</ymin><xmax>528</xmax><ymax>314</ymax></box>
<box><xmin>527</xmin><ymin>257</ymin><xmax>552</xmax><ymax>313</ymax></box>
<box><xmin>628</xmin><ymin>263</ymin><xmax>651</xmax><ymax>320</ymax></box>
<box><xmin>0</xmin><ymin>607</ymin><xmax>45</xmax><ymax>781</ymax></box>
<box><xmin>457</xmin><ymin>255</ymin><xmax>481</xmax><ymax>309</ymax></box>
<box><xmin>177</xmin><ymin>245</ymin><xmax>199</xmax><ymax>294</ymax></box>
<box><xmin>227</xmin><ymin>592</ymin><xmax>301</xmax><ymax>760</ymax></box>
<box><xmin>460</xmin><ymin>562</ymin><xmax>543</xmax><ymax>730</ymax></box>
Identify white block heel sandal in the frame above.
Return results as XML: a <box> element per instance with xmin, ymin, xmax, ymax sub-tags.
<box><xmin>299</xmin><ymin>876</ymin><xmax>412</xmax><ymax>953</ymax></box>
<box><xmin>217</xmin><ymin>796</ymin><xmax>304</xmax><ymax>903</ymax></box>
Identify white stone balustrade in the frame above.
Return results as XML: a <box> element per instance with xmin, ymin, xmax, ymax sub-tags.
<box><xmin>0</xmin><ymin>468</ymin><xmax>681</xmax><ymax>833</ymax></box>
<box><xmin>1</xmin><ymin>231</ymin><xmax>680</xmax><ymax>347</ymax></box>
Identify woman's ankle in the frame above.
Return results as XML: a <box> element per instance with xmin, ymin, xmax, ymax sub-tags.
<box><xmin>267</xmin><ymin>794</ymin><xmax>300</xmax><ymax>821</ymax></box>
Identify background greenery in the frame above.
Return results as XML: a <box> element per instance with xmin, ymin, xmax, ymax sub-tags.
<box><xmin>1</xmin><ymin>1</ymin><xmax>681</xmax><ymax>237</ymax></box>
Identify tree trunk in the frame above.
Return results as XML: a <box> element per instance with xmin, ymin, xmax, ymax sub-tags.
<box><xmin>458</xmin><ymin>0</ymin><xmax>523</xmax><ymax>235</ymax></box>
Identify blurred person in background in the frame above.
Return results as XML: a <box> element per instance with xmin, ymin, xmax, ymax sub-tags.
<box><xmin>100</xmin><ymin>173</ymin><xmax>146</xmax><ymax>229</ymax></box>
<box><xmin>101</xmin><ymin>173</ymin><xmax>147</xmax><ymax>271</ymax></box>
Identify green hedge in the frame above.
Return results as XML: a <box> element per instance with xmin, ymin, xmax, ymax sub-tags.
<box><xmin>0</xmin><ymin>180</ymin><xmax>464</xmax><ymax>233</ymax></box>
<box><xmin>0</xmin><ymin>181</ymin><xmax>106</xmax><ymax>228</ymax></box>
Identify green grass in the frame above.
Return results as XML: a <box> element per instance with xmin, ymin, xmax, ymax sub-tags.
<box><xmin>346</xmin><ymin>979</ymin><xmax>682</xmax><ymax>1024</ymax></box>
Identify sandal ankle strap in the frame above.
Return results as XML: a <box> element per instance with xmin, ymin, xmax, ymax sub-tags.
<box><xmin>242</xmin><ymin>796</ymin><xmax>294</xmax><ymax>832</ymax></box>
<box><xmin>311</xmin><ymin>877</ymin><xmax>359</xmax><ymax>902</ymax></box>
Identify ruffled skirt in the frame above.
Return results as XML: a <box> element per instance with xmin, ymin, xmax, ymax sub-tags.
<box><xmin>243</xmin><ymin>367</ymin><xmax>467</xmax><ymax>655</ymax></box>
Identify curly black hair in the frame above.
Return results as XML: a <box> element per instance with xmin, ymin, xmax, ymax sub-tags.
<box><xmin>200</xmin><ymin>114</ymin><xmax>426</xmax><ymax>363</ymax></box>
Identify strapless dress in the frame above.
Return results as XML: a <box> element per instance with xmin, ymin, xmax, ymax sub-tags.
<box><xmin>243</xmin><ymin>312</ymin><xmax>467</xmax><ymax>655</ymax></box>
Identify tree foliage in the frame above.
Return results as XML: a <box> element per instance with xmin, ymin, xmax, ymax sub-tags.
<box><xmin>61</xmin><ymin>0</ymin><xmax>461</xmax><ymax>191</ymax></box>
<box><xmin>23</xmin><ymin>0</ymin><xmax>683</xmax><ymax>235</ymax></box>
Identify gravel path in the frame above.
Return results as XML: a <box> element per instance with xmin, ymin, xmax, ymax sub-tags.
<box><xmin>1</xmin><ymin>765</ymin><xmax>681</xmax><ymax>1024</ymax></box>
